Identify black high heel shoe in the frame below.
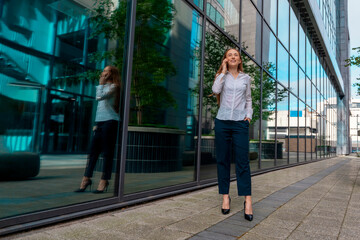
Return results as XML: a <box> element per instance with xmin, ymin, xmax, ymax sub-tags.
<box><xmin>221</xmin><ymin>196</ymin><xmax>231</xmax><ymax>215</ymax></box>
<box><xmin>93</xmin><ymin>180</ymin><xmax>109</xmax><ymax>194</ymax></box>
<box><xmin>74</xmin><ymin>179</ymin><xmax>92</xmax><ymax>192</ymax></box>
<box><xmin>244</xmin><ymin>201</ymin><xmax>253</xmax><ymax>221</ymax></box>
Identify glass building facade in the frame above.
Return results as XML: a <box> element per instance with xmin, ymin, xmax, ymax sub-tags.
<box><xmin>0</xmin><ymin>0</ymin><xmax>350</xmax><ymax>234</ymax></box>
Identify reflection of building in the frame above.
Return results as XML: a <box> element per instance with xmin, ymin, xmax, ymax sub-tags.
<box><xmin>266</xmin><ymin>95</ymin><xmax>338</xmax><ymax>155</ymax></box>
<box><xmin>0</xmin><ymin>0</ymin><xmax>351</xmax><ymax>235</ymax></box>
<box><xmin>349</xmin><ymin>98</ymin><xmax>360</xmax><ymax>151</ymax></box>
<box><xmin>241</xmin><ymin>0</ymin><xmax>261</xmax><ymax>60</ymax></box>
<box><xmin>0</xmin><ymin>0</ymin><xmax>99</xmax><ymax>154</ymax></box>
<box><xmin>267</xmin><ymin>107</ymin><xmax>317</xmax><ymax>153</ymax></box>
<box><xmin>207</xmin><ymin>0</ymin><xmax>240</xmax><ymax>39</ymax></box>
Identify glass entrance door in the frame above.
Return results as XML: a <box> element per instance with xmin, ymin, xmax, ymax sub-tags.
<box><xmin>43</xmin><ymin>92</ymin><xmax>95</xmax><ymax>154</ymax></box>
<box><xmin>47</xmin><ymin>94</ymin><xmax>77</xmax><ymax>153</ymax></box>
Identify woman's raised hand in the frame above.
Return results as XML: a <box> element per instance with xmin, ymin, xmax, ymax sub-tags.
<box><xmin>221</xmin><ymin>59</ymin><xmax>228</xmax><ymax>74</ymax></box>
<box><xmin>99</xmin><ymin>72</ymin><xmax>107</xmax><ymax>85</ymax></box>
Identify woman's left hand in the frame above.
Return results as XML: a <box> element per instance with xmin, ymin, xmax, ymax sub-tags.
<box><xmin>99</xmin><ymin>72</ymin><xmax>109</xmax><ymax>85</ymax></box>
<box><xmin>244</xmin><ymin>117</ymin><xmax>251</xmax><ymax>123</ymax></box>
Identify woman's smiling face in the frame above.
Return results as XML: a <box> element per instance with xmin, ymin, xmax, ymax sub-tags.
<box><xmin>226</xmin><ymin>49</ymin><xmax>241</xmax><ymax>68</ymax></box>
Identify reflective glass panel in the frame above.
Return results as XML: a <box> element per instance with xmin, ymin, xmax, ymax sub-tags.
<box><xmin>241</xmin><ymin>0</ymin><xmax>262</xmax><ymax>63</ymax></box>
<box><xmin>124</xmin><ymin>1</ymin><xmax>202</xmax><ymax>193</ymax></box>
<box><xmin>320</xmin><ymin>69</ymin><xmax>326</xmax><ymax>99</ymax></box>
<box><xmin>262</xmin><ymin>22</ymin><xmax>277</xmax><ymax>77</ymax></box>
<box><xmin>331</xmin><ymin>124</ymin><xmax>335</xmax><ymax>156</ymax></box>
<box><xmin>261</xmin><ymin>73</ymin><xmax>276</xmax><ymax>168</ymax></box>
<box><xmin>207</xmin><ymin>0</ymin><xmax>240</xmax><ymax>42</ymax></box>
<box><xmin>51</xmin><ymin>59</ymin><xmax>93</xmax><ymax>96</ymax></box>
<box><xmin>333</xmin><ymin>112</ymin><xmax>336</xmax><ymax>154</ymax></box>
<box><xmin>278</xmin><ymin>43</ymin><xmax>289</xmax><ymax>88</ymax></box>
<box><xmin>299</xmin><ymin>100</ymin><xmax>306</xmax><ymax>162</ymax></box>
<box><xmin>52</xmin><ymin>13</ymin><xmax>87</xmax><ymax>95</ymax></box>
<box><xmin>330</xmin><ymin>81</ymin><xmax>332</xmax><ymax>103</ymax></box>
<box><xmin>42</xmin><ymin>91</ymin><xmax>96</xmax><ymax>154</ymax></box>
<box><xmin>299</xmin><ymin>69</ymin><xmax>305</xmax><ymax>102</ymax></box>
<box><xmin>276</xmin><ymin>84</ymin><xmax>289</xmax><ymax>166</ymax></box>
<box><xmin>0</xmin><ymin>45</ymin><xmax>48</xmax><ymax>88</ymax></box>
<box><xmin>309</xmin><ymin>110</ymin><xmax>315</xmax><ymax>160</ymax></box>
<box><xmin>251</xmin><ymin>0</ymin><xmax>263</xmax><ymax>12</ymax></box>
<box><xmin>317</xmin><ymin>59</ymin><xmax>321</xmax><ymax>91</ymax></box>
<box><xmin>242</xmin><ymin>55</ymin><xmax>261</xmax><ymax>172</ymax></box>
<box><xmin>325</xmin><ymin>75</ymin><xmax>329</xmax><ymax>100</ymax></box>
<box><xmin>306</xmin><ymin>77</ymin><xmax>311</xmax><ymax>107</ymax></box>
<box><xmin>289</xmin><ymin>7</ymin><xmax>298</xmax><ymax>61</ymax></box>
<box><xmin>278</xmin><ymin>0</ymin><xmax>289</xmax><ymax>49</ymax></box>
<box><xmin>312</xmin><ymin>83</ymin><xmax>316</xmax><ymax>112</ymax></box>
<box><xmin>289</xmin><ymin>93</ymin><xmax>298</xmax><ymax>164</ymax></box>
<box><xmin>321</xmin><ymin>70</ymin><xmax>324</xmax><ymax>99</ymax></box>
<box><xmin>0</xmin><ymin>0</ymin><xmax>88</xmax><ymax>54</ymax></box>
<box><xmin>319</xmin><ymin>115</ymin><xmax>322</xmax><ymax>159</ymax></box>
<box><xmin>319</xmin><ymin>91</ymin><xmax>322</xmax><ymax>116</ymax></box>
<box><xmin>328</xmin><ymin>78</ymin><xmax>331</xmax><ymax>101</ymax></box>
<box><xmin>194</xmin><ymin>0</ymin><xmax>204</xmax><ymax>9</ymax></box>
<box><xmin>0</xmin><ymin>0</ymin><xmax>127</xmax><ymax>219</ymax></box>
<box><xmin>263</xmin><ymin>0</ymin><xmax>277</xmax><ymax>33</ymax></box>
<box><xmin>323</xmin><ymin>71</ymin><xmax>326</xmax><ymax>100</ymax></box>
<box><xmin>322</xmin><ymin>96</ymin><xmax>325</xmax><ymax>120</ymax></box>
<box><xmin>326</xmin><ymin>120</ymin><xmax>330</xmax><ymax>157</ymax></box>
<box><xmin>299</xmin><ymin>25</ymin><xmax>306</xmax><ymax>71</ymax></box>
<box><xmin>316</xmin><ymin>90</ymin><xmax>322</xmax><ymax>114</ymax></box>
<box><xmin>289</xmin><ymin>57</ymin><xmax>298</xmax><ymax>96</ymax></box>
<box><xmin>312</xmin><ymin>48</ymin><xmax>316</xmax><ymax>81</ymax></box>
<box><xmin>316</xmin><ymin>110</ymin><xmax>320</xmax><ymax>159</ymax></box>
<box><xmin>306</xmin><ymin>36</ymin><xmax>312</xmax><ymax>77</ymax></box>
<box><xmin>311</xmin><ymin>109</ymin><xmax>317</xmax><ymax>160</ymax></box>
<box><xmin>321</xmin><ymin>116</ymin><xmax>325</xmax><ymax>158</ymax></box>
<box><xmin>321</xmin><ymin>68</ymin><xmax>324</xmax><ymax>100</ymax></box>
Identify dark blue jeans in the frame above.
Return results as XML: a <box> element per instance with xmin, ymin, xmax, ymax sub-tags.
<box><xmin>215</xmin><ymin>118</ymin><xmax>251</xmax><ymax>196</ymax></box>
<box><xmin>84</xmin><ymin>120</ymin><xmax>118</xmax><ymax>180</ymax></box>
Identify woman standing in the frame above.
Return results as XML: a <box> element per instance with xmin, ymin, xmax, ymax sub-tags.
<box><xmin>75</xmin><ymin>65</ymin><xmax>120</xmax><ymax>194</ymax></box>
<box><xmin>212</xmin><ymin>49</ymin><xmax>253</xmax><ymax>221</ymax></box>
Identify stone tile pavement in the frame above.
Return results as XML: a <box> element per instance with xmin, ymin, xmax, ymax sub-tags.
<box><xmin>5</xmin><ymin>155</ymin><xmax>360</xmax><ymax>240</ymax></box>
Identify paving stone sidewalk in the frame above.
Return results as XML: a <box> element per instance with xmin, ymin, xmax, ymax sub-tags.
<box><xmin>6</xmin><ymin>156</ymin><xmax>360</xmax><ymax>240</ymax></box>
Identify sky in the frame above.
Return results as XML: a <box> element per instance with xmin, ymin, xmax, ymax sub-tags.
<box><xmin>348</xmin><ymin>0</ymin><xmax>360</xmax><ymax>99</ymax></box>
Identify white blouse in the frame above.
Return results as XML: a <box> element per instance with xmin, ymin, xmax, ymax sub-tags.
<box><xmin>212</xmin><ymin>72</ymin><xmax>253</xmax><ymax>121</ymax></box>
<box><xmin>95</xmin><ymin>83</ymin><xmax>120</xmax><ymax>122</ymax></box>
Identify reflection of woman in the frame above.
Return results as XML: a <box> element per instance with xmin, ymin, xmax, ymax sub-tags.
<box><xmin>212</xmin><ymin>49</ymin><xmax>253</xmax><ymax>220</ymax></box>
<box><xmin>75</xmin><ymin>66</ymin><xmax>120</xmax><ymax>194</ymax></box>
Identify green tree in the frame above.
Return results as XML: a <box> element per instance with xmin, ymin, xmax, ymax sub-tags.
<box><xmin>346</xmin><ymin>47</ymin><xmax>360</xmax><ymax>95</ymax></box>
<box><xmin>87</xmin><ymin>0</ymin><xmax>177</xmax><ymax>125</ymax></box>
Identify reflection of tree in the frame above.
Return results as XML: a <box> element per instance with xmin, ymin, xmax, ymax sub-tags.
<box><xmin>252</xmin><ymin>61</ymin><xmax>286</xmax><ymax>123</ymax></box>
<box><xmin>63</xmin><ymin>0</ymin><xmax>177</xmax><ymax>125</ymax></box>
<box><xmin>201</xmin><ymin>28</ymin><xmax>286</xmax><ymax>124</ymax></box>
<box><xmin>346</xmin><ymin>46</ymin><xmax>360</xmax><ymax>95</ymax></box>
